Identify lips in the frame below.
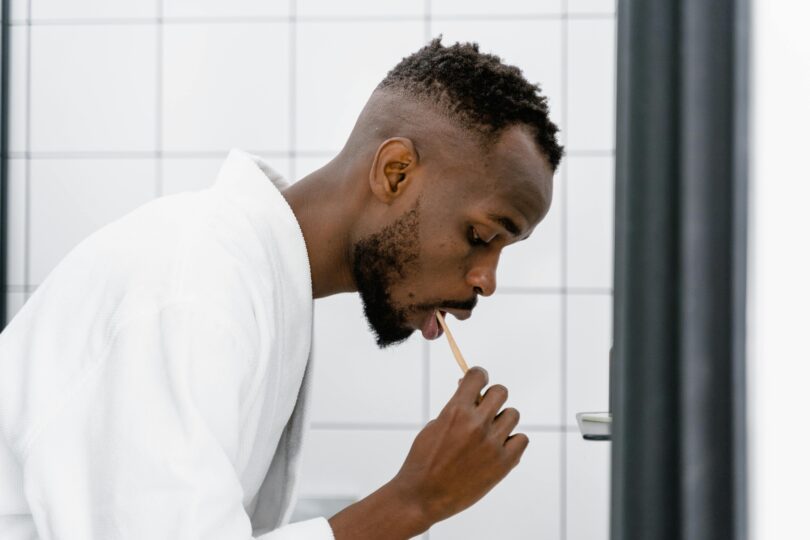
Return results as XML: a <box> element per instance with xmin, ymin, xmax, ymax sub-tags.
<box><xmin>420</xmin><ymin>310</ymin><xmax>446</xmax><ymax>340</ymax></box>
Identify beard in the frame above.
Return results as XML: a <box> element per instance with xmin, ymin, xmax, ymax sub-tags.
<box><xmin>351</xmin><ymin>198</ymin><xmax>423</xmax><ymax>348</ymax></box>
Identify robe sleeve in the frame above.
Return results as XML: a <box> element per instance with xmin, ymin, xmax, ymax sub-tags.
<box><xmin>18</xmin><ymin>301</ymin><xmax>334</xmax><ymax>540</ymax></box>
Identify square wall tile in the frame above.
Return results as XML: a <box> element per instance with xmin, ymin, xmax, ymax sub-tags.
<box><xmin>29</xmin><ymin>159</ymin><xmax>156</xmax><ymax>285</ymax></box>
<box><xmin>429</xmin><ymin>294</ymin><xmax>562</xmax><ymax>425</ymax></box>
<box><xmin>429</xmin><ymin>19</ymin><xmax>564</xmax><ymax>135</ymax></box>
<box><xmin>566</xmin><ymin>17</ymin><xmax>616</xmax><ymax>151</ymax></box>
<box><xmin>429</xmin><ymin>431</ymin><xmax>561</xmax><ymax>539</ymax></box>
<box><xmin>9</xmin><ymin>26</ymin><xmax>28</xmax><ymax>154</ymax></box>
<box><xmin>566</xmin><ymin>294</ymin><xmax>612</xmax><ymax>421</ymax></box>
<box><xmin>162</xmin><ymin>22</ymin><xmax>290</xmax><ymax>153</ymax></box>
<box><xmin>311</xmin><ymin>294</ymin><xmax>424</xmax><ymax>424</ymax></box>
<box><xmin>161</xmin><ymin>157</ymin><xmax>226</xmax><ymax>196</ymax></box>
<box><xmin>295</xmin><ymin>20</ymin><xmax>425</xmax><ymax>152</ymax></box>
<box><xmin>298</xmin><ymin>0</ymin><xmax>424</xmax><ymax>18</ymax></box>
<box><xmin>5</xmin><ymin>292</ymin><xmax>28</xmax><ymax>326</ymax></box>
<box><xmin>498</xmin><ymin>164</ymin><xmax>564</xmax><ymax>289</ymax></box>
<box><xmin>161</xmin><ymin>156</ymin><xmax>291</xmax><ymax>196</ymax></box>
<box><xmin>299</xmin><ymin>429</ymin><xmax>417</xmax><ymax>498</ymax></box>
<box><xmin>163</xmin><ymin>0</ymin><xmax>290</xmax><ymax>18</ymax></box>
<box><xmin>566</xmin><ymin>433</ymin><xmax>610</xmax><ymax>540</ymax></box>
<box><xmin>566</xmin><ymin>156</ymin><xmax>614</xmax><ymax>289</ymax></box>
<box><xmin>431</xmin><ymin>0</ymin><xmax>562</xmax><ymax>16</ymax></box>
<box><xmin>569</xmin><ymin>0</ymin><xmax>616</xmax><ymax>15</ymax></box>
<box><xmin>32</xmin><ymin>0</ymin><xmax>157</xmax><ymax>19</ymax></box>
<box><xmin>294</xmin><ymin>155</ymin><xmax>334</xmax><ymax>182</ymax></box>
<box><xmin>30</xmin><ymin>24</ymin><xmax>157</xmax><ymax>152</ymax></box>
<box><xmin>9</xmin><ymin>0</ymin><xmax>29</xmax><ymax>22</ymax></box>
<box><xmin>7</xmin><ymin>159</ymin><xmax>27</xmax><ymax>287</ymax></box>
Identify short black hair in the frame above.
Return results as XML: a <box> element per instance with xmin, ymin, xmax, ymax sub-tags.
<box><xmin>377</xmin><ymin>37</ymin><xmax>564</xmax><ymax>171</ymax></box>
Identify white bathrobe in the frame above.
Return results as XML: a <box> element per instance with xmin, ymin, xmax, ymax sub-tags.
<box><xmin>0</xmin><ymin>149</ymin><xmax>335</xmax><ymax>539</ymax></box>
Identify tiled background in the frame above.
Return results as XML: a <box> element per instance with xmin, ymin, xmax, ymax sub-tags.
<box><xmin>4</xmin><ymin>1</ymin><xmax>615</xmax><ymax>538</ymax></box>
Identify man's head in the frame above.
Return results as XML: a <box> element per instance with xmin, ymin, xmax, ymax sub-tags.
<box><xmin>341</xmin><ymin>38</ymin><xmax>563</xmax><ymax>347</ymax></box>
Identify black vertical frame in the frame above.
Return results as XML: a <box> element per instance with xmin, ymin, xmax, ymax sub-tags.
<box><xmin>0</xmin><ymin>0</ymin><xmax>9</xmax><ymax>329</ymax></box>
<box><xmin>610</xmin><ymin>1</ymin><xmax>749</xmax><ymax>539</ymax></box>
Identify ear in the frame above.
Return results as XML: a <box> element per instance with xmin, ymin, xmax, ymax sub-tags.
<box><xmin>368</xmin><ymin>137</ymin><xmax>420</xmax><ymax>204</ymax></box>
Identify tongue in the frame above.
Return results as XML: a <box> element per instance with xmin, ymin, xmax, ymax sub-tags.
<box><xmin>421</xmin><ymin>310</ymin><xmax>444</xmax><ymax>340</ymax></box>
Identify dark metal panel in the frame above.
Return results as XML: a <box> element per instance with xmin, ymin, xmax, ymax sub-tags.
<box><xmin>611</xmin><ymin>1</ymin><xmax>748</xmax><ymax>539</ymax></box>
<box><xmin>0</xmin><ymin>0</ymin><xmax>9</xmax><ymax>329</ymax></box>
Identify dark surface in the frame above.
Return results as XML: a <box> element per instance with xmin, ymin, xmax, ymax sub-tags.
<box><xmin>0</xmin><ymin>0</ymin><xmax>8</xmax><ymax>329</ymax></box>
<box><xmin>611</xmin><ymin>1</ymin><xmax>749</xmax><ymax>539</ymax></box>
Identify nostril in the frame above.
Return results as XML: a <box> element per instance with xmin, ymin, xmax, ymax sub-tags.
<box><xmin>473</xmin><ymin>286</ymin><xmax>483</xmax><ymax>296</ymax></box>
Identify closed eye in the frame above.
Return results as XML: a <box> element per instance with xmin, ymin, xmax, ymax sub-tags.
<box><xmin>468</xmin><ymin>226</ymin><xmax>489</xmax><ymax>247</ymax></box>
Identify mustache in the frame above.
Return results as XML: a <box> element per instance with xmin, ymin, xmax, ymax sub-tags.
<box><xmin>414</xmin><ymin>295</ymin><xmax>478</xmax><ymax>312</ymax></box>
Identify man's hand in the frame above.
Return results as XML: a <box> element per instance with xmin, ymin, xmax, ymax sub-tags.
<box><xmin>328</xmin><ymin>366</ymin><xmax>529</xmax><ymax>539</ymax></box>
<box><xmin>392</xmin><ymin>366</ymin><xmax>529</xmax><ymax>524</ymax></box>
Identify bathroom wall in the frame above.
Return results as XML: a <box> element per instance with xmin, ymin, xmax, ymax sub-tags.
<box><xmin>4</xmin><ymin>1</ymin><xmax>615</xmax><ymax>538</ymax></box>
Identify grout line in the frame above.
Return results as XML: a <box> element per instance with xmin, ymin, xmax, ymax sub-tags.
<box><xmin>7</xmin><ymin>149</ymin><xmax>338</xmax><ymax>159</ymax></box>
<box><xmin>560</xmin><ymin>2</ymin><xmax>569</xmax><ymax>538</ymax></box>
<box><xmin>155</xmin><ymin>0</ymin><xmax>163</xmax><ymax>197</ymax></box>
<box><xmin>288</xmin><ymin>0</ymin><xmax>297</xmax><ymax>180</ymax></box>
<box><xmin>23</xmin><ymin>0</ymin><xmax>31</xmax><ymax>293</ymax></box>
<box><xmin>6</xmin><ymin>13</ymin><xmax>616</xmax><ymax>27</ymax></box>
<box><xmin>7</xmin><ymin>148</ymin><xmax>614</xmax><ymax>160</ymax></box>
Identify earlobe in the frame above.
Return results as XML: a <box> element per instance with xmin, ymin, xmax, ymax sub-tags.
<box><xmin>369</xmin><ymin>137</ymin><xmax>419</xmax><ymax>203</ymax></box>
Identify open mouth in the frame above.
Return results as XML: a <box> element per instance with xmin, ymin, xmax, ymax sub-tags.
<box><xmin>420</xmin><ymin>309</ymin><xmax>446</xmax><ymax>340</ymax></box>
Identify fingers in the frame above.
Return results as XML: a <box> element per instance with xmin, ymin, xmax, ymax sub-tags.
<box><xmin>451</xmin><ymin>366</ymin><xmax>489</xmax><ymax>406</ymax></box>
<box><xmin>478</xmin><ymin>384</ymin><xmax>509</xmax><ymax>418</ymax></box>
<box><xmin>503</xmin><ymin>432</ymin><xmax>530</xmax><ymax>465</ymax></box>
<box><xmin>492</xmin><ymin>407</ymin><xmax>520</xmax><ymax>441</ymax></box>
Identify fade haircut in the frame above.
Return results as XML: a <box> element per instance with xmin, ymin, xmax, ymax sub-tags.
<box><xmin>377</xmin><ymin>37</ymin><xmax>564</xmax><ymax>171</ymax></box>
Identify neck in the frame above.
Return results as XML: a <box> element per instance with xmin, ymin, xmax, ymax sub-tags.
<box><xmin>281</xmin><ymin>157</ymin><xmax>365</xmax><ymax>299</ymax></box>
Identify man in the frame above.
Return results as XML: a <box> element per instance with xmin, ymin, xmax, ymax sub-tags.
<box><xmin>0</xmin><ymin>38</ymin><xmax>562</xmax><ymax>539</ymax></box>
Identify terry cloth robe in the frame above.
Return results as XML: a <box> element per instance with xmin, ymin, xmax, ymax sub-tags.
<box><xmin>0</xmin><ymin>149</ymin><xmax>335</xmax><ymax>539</ymax></box>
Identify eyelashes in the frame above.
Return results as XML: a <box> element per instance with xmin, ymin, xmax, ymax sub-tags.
<box><xmin>468</xmin><ymin>226</ymin><xmax>489</xmax><ymax>247</ymax></box>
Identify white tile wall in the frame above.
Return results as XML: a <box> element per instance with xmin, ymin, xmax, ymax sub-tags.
<box><xmin>3</xmin><ymin>2</ymin><xmax>616</xmax><ymax>538</ymax></box>
<box><xmin>566</xmin><ymin>17</ymin><xmax>616</xmax><ymax>151</ymax></box>
<box><xmin>568</xmin><ymin>0</ymin><xmax>616</xmax><ymax>15</ymax></box>
<box><xmin>161</xmin><ymin>156</ymin><xmax>293</xmax><ymax>196</ymax></box>
<box><xmin>311</xmin><ymin>294</ymin><xmax>424</xmax><ymax>424</ymax></box>
<box><xmin>431</xmin><ymin>0</ymin><xmax>563</xmax><ymax>17</ymax></box>
<box><xmin>28</xmin><ymin>159</ymin><xmax>156</xmax><ymax>285</ymax></box>
<box><xmin>9</xmin><ymin>26</ymin><xmax>27</xmax><ymax>154</ymax></box>
<box><xmin>6</xmin><ymin>159</ymin><xmax>26</xmax><ymax>287</ymax></box>
<box><xmin>566</xmin><ymin>294</ymin><xmax>612</xmax><ymax>421</ymax></box>
<box><xmin>9</xmin><ymin>0</ymin><xmax>28</xmax><ymax>22</ymax></box>
<box><xmin>566</xmin><ymin>432</ymin><xmax>610</xmax><ymax>540</ymax></box>
<box><xmin>298</xmin><ymin>0</ymin><xmax>424</xmax><ymax>18</ymax></box>
<box><xmin>295</xmin><ymin>20</ymin><xmax>425</xmax><ymax>152</ymax></box>
<box><xmin>31</xmin><ymin>0</ymin><xmax>157</xmax><ymax>20</ymax></box>
<box><xmin>5</xmin><ymin>292</ymin><xmax>27</xmax><ymax>325</ymax></box>
<box><xmin>162</xmin><ymin>22</ymin><xmax>290</xmax><ymax>153</ymax></box>
<box><xmin>162</xmin><ymin>0</ymin><xmax>291</xmax><ymax>19</ymax></box>
<box><xmin>29</xmin><ymin>24</ymin><xmax>158</xmax><ymax>152</ymax></box>
<box><xmin>429</xmin><ymin>294</ymin><xmax>562</xmax><ymax>426</ymax></box>
<box><xmin>429</xmin><ymin>431</ymin><xmax>561</xmax><ymax>539</ymax></box>
<box><xmin>566</xmin><ymin>156</ymin><xmax>614</xmax><ymax>288</ymax></box>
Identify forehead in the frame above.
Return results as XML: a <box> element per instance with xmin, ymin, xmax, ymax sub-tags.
<box><xmin>456</xmin><ymin>124</ymin><xmax>554</xmax><ymax>233</ymax></box>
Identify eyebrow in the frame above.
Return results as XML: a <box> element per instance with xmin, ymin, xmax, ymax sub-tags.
<box><xmin>487</xmin><ymin>213</ymin><xmax>523</xmax><ymax>238</ymax></box>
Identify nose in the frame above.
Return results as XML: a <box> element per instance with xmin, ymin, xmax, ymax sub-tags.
<box><xmin>466</xmin><ymin>251</ymin><xmax>499</xmax><ymax>297</ymax></box>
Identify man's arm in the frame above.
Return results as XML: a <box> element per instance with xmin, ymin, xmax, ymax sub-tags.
<box><xmin>328</xmin><ymin>367</ymin><xmax>528</xmax><ymax>539</ymax></box>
